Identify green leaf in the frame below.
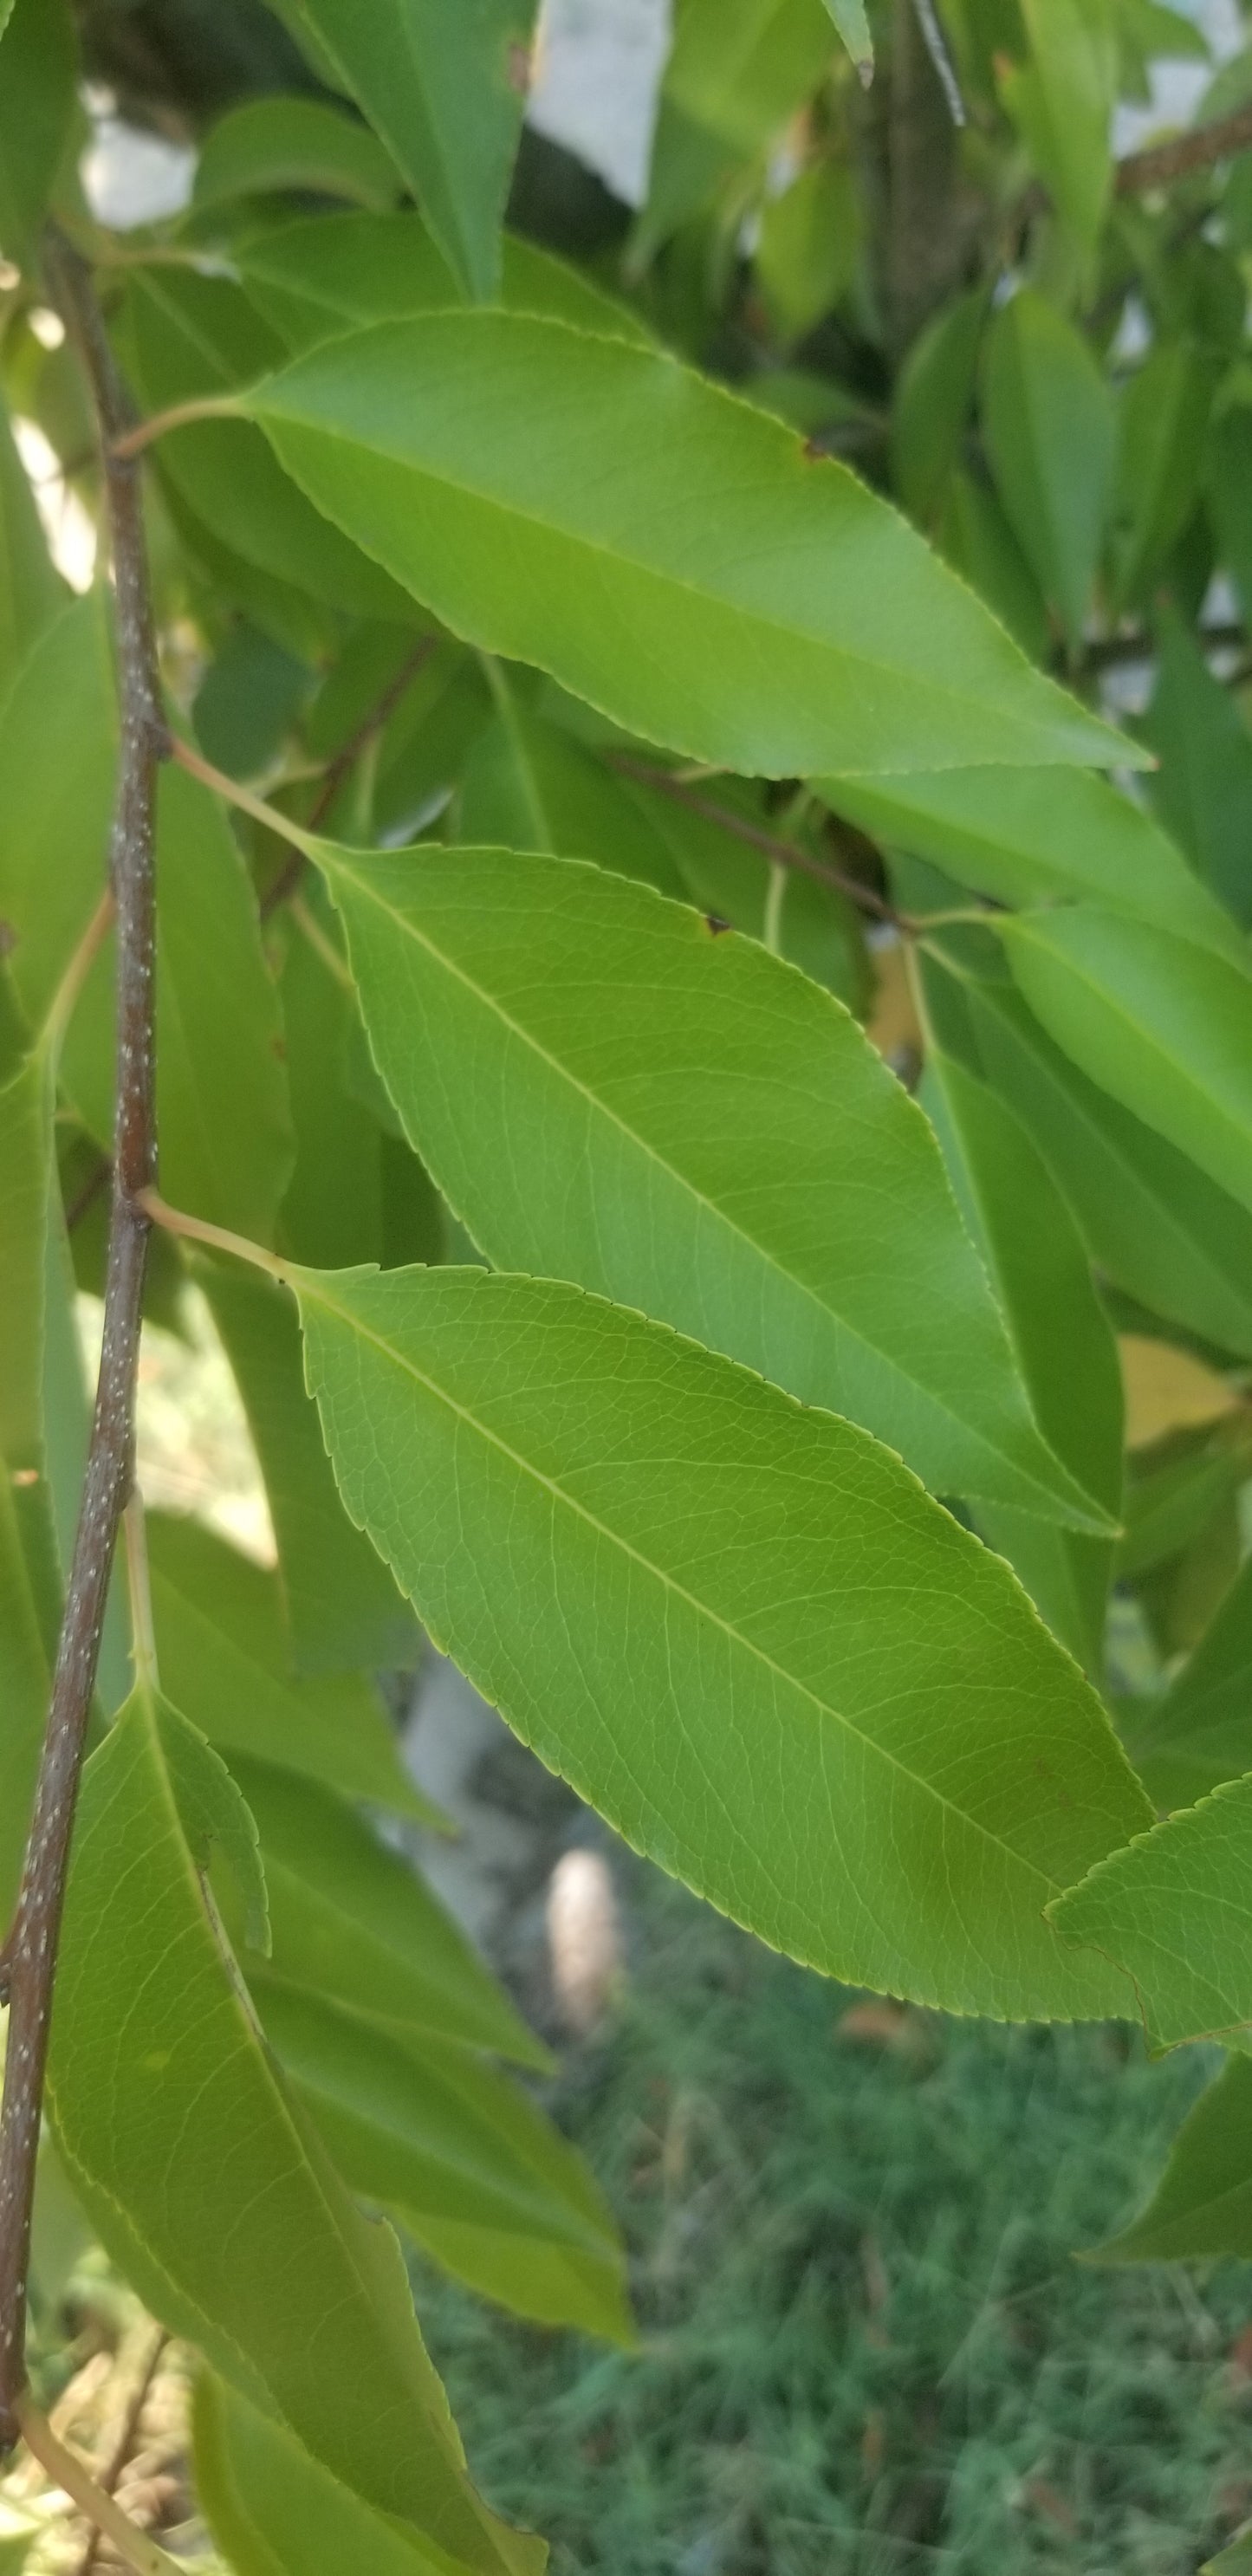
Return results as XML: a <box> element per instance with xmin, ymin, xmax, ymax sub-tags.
<box><xmin>635</xmin><ymin>0</ymin><xmax>835</xmax><ymax>261</ymax></box>
<box><xmin>937</xmin><ymin>469</ymin><xmax>1052</xmax><ymax>665</ymax></box>
<box><xmin>1122</xmin><ymin>1556</ymin><xmax>1252</xmax><ymax>1811</ymax></box>
<box><xmin>0</xmin><ymin>596</ymin><xmax>115</xmax><ymax>1035</ymax></box>
<box><xmin>1002</xmin><ymin>0</ymin><xmax>1115</xmax><ymax>259</ymax></box>
<box><xmin>256</xmin><ymin>1980</ymin><xmax>631</xmax><ymax>2339</ymax></box>
<box><xmin>999</xmin><ymin>908</ymin><xmax>1252</xmax><ymax>1217</ymax></box>
<box><xmin>966</xmin><ymin>973</ymin><xmax>1252</xmax><ymax>1362</ymax></box>
<box><xmin>194</xmin><ymin>2374</ymin><xmax>493</xmax><ymax>2576</ymax></box>
<box><xmin>293</xmin><ymin>1260</ymin><xmax>1151</xmax><ymax>2020</ymax></box>
<box><xmin>230</xmin><ymin>1758</ymin><xmax>549</xmax><ymax>2070</ymax></box>
<box><xmin>1142</xmin><ymin>611</ymin><xmax>1252</xmax><ymax>931</ymax></box>
<box><xmin>456</xmin><ymin>680</ymin><xmax>686</xmax><ymax>898</ymax></box>
<box><xmin>1209</xmin><ymin>2540</ymin><xmax>1252</xmax><ymax>2576</ymax></box>
<box><xmin>273</xmin><ymin>0</ymin><xmax>539</xmax><ymax>301</ymax></box>
<box><xmin>121</xmin><ymin>269</ymin><xmax>417</xmax><ymax>620</ymax></box>
<box><xmin>238</xmin><ymin>209</ymin><xmax>648</xmax><ymax>354</ymax></box>
<box><xmin>892</xmin><ymin>292</ymin><xmax>987</xmax><ymax>531</ymax></box>
<box><xmin>922</xmin><ymin>1049</ymin><xmax>1122</xmax><ymax>1672</ymax></box>
<box><xmin>49</xmin><ymin>1685</ymin><xmax>541</xmax><ymax>2572</ymax></box>
<box><xmin>201</xmin><ymin>1257</ymin><xmax>418</xmax><ymax>1673</ymax></box>
<box><xmin>820</xmin><ymin>0</ymin><xmax>872</xmax><ymax>74</ymax></box>
<box><xmin>982</xmin><ymin>291</ymin><xmax>1115</xmax><ymax>654</ymax></box>
<box><xmin>310</xmin><ymin>833</ymin><xmax>1110</xmax><ymax>1525</ymax></box>
<box><xmin>0</xmin><ymin>1468</ymin><xmax>49</xmax><ymax>1925</ymax></box>
<box><xmin>193</xmin><ymin>94</ymin><xmax>404</xmax><ymax>214</ymax></box>
<box><xmin>276</xmin><ymin>905</ymin><xmax>394</xmax><ymax>1268</ymax></box>
<box><xmin>0</xmin><ymin>0</ymin><xmax>76</xmax><ymax>266</ymax></box>
<box><xmin>816</xmin><ymin>762</ymin><xmax>1244</xmax><ymax>961</ymax></box>
<box><xmin>1206</xmin><ymin>402</ymin><xmax>1252</xmax><ymax>628</ymax></box>
<box><xmin>1113</xmin><ymin>341</ymin><xmax>1217</xmax><ymax>609</ymax></box>
<box><xmin>756</xmin><ymin>161</ymin><xmax>860</xmax><ymax>343</ymax></box>
<box><xmin>0</xmin><ymin>1046</ymin><xmax>52</xmax><ymax>1481</ymax></box>
<box><xmin>242</xmin><ymin>310</ymin><xmax>1138</xmax><ymax>778</ymax></box>
<box><xmin>0</xmin><ymin>403</ymin><xmax>62</xmax><ymax>694</ymax></box>
<box><xmin>1050</xmin><ymin>1769</ymin><xmax>1252</xmax><ymax>2049</ymax></box>
<box><xmin>146</xmin><ymin>1511</ymin><xmax>439</xmax><ymax>1823</ymax></box>
<box><xmin>1097</xmin><ymin>2053</ymin><xmax>1252</xmax><ymax>2261</ymax></box>
<box><xmin>62</xmin><ymin>764</ymin><xmax>295</xmax><ymax>1245</ymax></box>
<box><xmin>162</xmin><ymin>1700</ymin><xmax>271</xmax><ymax>1955</ymax></box>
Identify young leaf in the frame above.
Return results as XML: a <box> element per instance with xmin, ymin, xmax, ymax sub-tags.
<box><xmin>999</xmin><ymin>909</ymin><xmax>1252</xmax><ymax>1218</ymax></box>
<box><xmin>982</xmin><ymin>292</ymin><xmax>1115</xmax><ymax>654</ymax></box>
<box><xmin>967</xmin><ymin>974</ymin><xmax>1252</xmax><ymax>1362</ymax></box>
<box><xmin>291</xmin><ymin>1260</ymin><xmax>1152</xmax><ymax>2021</ymax></box>
<box><xmin>256</xmin><ymin>1980</ymin><xmax>632</xmax><ymax>2340</ymax></box>
<box><xmin>241</xmin><ymin>311</ymin><xmax>1138</xmax><ymax>777</ymax></box>
<box><xmin>1142</xmin><ymin>611</ymin><xmax>1252</xmax><ymax>931</ymax></box>
<box><xmin>313</xmin><ymin>834</ymin><xmax>1110</xmax><ymax>1526</ymax></box>
<box><xmin>269</xmin><ymin>0</ymin><xmax>539</xmax><ymax>302</ymax></box>
<box><xmin>146</xmin><ymin>1512</ymin><xmax>439</xmax><ymax>1824</ymax></box>
<box><xmin>1049</xmin><ymin>1770</ymin><xmax>1252</xmax><ymax>2049</ymax></box>
<box><xmin>1096</xmin><ymin>2051</ymin><xmax>1252</xmax><ymax>2263</ymax></box>
<box><xmin>0</xmin><ymin>405</ymin><xmax>62</xmax><ymax>695</ymax></box>
<box><xmin>49</xmin><ymin>1686</ymin><xmax>541</xmax><ymax>2572</ymax></box>
<box><xmin>817</xmin><ymin>762</ymin><xmax>1245</xmax><ymax>962</ymax></box>
<box><xmin>0</xmin><ymin>597</ymin><xmax>115</xmax><ymax>1035</ymax></box>
<box><xmin>230</xmin><ymin>1759</ymin><xmax>548</xmax><ymax>2070</ymax></box>
<box><xmin>238</xmin><ymin>209</ymin><xmax>648</xmax><ymax>355</ymax></box>
<box><xmin>201</xmin><ymin>1257</ymin><xmax>418</xmax><ymax>1673</ymax></box>
<box><xmin>923</xmin><ymin>1049</ymin><xmax>1123</xmax><ymax>1673</ymax></box>
<box><xmin>193</xmin><ymin>94</ymin><xmax>404</xmax><ymax>215</ymax></box>
<box><xmin>122</xmin><ymin>269</ymin><xmax>416</xmax><ymax>620</ymax></box>
<box><xmin>1122</xmin><ymin>1556</ymin><xmax>1252</xmax><ymax>1811</ymax></box>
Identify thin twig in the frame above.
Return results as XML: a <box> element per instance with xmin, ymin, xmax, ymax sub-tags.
<box><xmin>75</xmin><ymin>2326</ymin><xmax>167</xmax><ymax>2576</ymax></box>
<box><xmin>605</xmin><ymin>753</ymin><xmax>908</xmax><ymax>927</ymax></box>
<box><xmin>16</xmin><ymin>2394</ymin><xmax>182</xmax><ymax>2576</ymax></box>
<box><xmin>258</xmin><ymin>634</ymin><xmax>438</xmax><ymax>920</ymax></box>
<box><xmin>0</xmin><ymin>229</ymin><xmax>165</xmax><ymax>2449</ymax></box>
<box><xmin>109</xmin><ymin>393</ymin><xmax>239</xmax><ymax>461</ymax></box>
<box><xmin>910</xmin><ymin>0</ymin><xmax>966</xmax><ymax>127</ymax></box>
<box><xmin>1115</xmin><ymin>100</ymin><xmax>1252</xmax><ymax>196</ymax></box>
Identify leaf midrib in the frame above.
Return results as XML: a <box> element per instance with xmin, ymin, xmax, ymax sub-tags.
<box><xmin>306</xmin><ymin>1270</ymin><xmax>1097</xmax><ymax>1902</ymax></box>
<box><xmin>329</xmin><ymin>850</ymin><xmax>1080</xmax><ymax>1517</ymax></box>
<box><xmin>257</xmin><ymin>343</ymin><xmax>1093</xmax><ymax>760</ymax></box>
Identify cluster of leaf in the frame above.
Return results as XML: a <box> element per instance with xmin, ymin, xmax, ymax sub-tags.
<box><xmin>1</xmin><ymin>0</ymin><xmax>1252</xmax><ymax>2567</ymax></box>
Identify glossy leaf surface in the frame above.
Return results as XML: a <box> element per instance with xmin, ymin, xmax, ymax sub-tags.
<box><xmin>316</xmin><ymin>834</ymin><xmax>1108</xmax><ymax>1524</ymax></box>
<box><xmin>244</xmin><ymin>312</ymin><xmax>1134</xmax><ymax>778</ymax></box>
<box><xmin>295</xmin><ymin>1261</ymin><xmax>1151</xmax><ymax>2020</ymax></box>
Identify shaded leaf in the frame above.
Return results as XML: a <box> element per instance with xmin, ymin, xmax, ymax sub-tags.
<box><xmin>147</xmin><ymin>1511</ymin><xmax>439</xmax><ymax>1823</ymax></box>
<box><xmin>1098</xmin><ymin>2052</ymin><xmax>1252</xmax><ymax>2261</ymax></box>
<box><xmin>309</xmin><ymin>832</ymin><xmax>1110</xmax><ymax>1524</ymax></box>
<box><xmin>193</xmin><ymin>94</ymin><xmax>404</xmax><ymax>214</ymax></box>
<box><xmin>1123</xmin><ymin>1555</ymin><xmax>1252</xmax><ymax>1810</ymax></box>
<box><xmin>999</xmin><ymin>908</ymin><xmax>1252</xmax><ymax>1218</ymax></box>
<box><xmin>238</xmin><ymin>208</ymin><xmax>647</xmax><ymax>354</ymax></box>
<box><xmin>273</xmin><ymin>0</ymin><xmax>539</xmax><ymax>300</ymax></box>
<box><xmin>1049</xmin><ymin>1770</ymin><xmax>1252</xmax><ymax>2048</ymax></box>
<box><xmin>49</xmin><ymin>1685</ymin><xmax>540</xmax><ymax>2570</ymax></box>
<box><xmin>0</xmin><ymin>597</ymin><xmax>115</xmax><ymax>1035</ymax></box>
<box><xmin>256</xmin><ymin>1979</ymin><xmax>631</xmax><ymax>2339</ymax></box>
<box><xmin>0</xmin><ymin>404</ymin><xmax>62</xmax><ymax>695</ymax></box>
<box><xmin>636</xmin><ymin>0</ymin><xmax>835</xmax><ymax>261</ymax></box>
<box><xmin>1002</xmin><ymin>0</ymin><xmax>1115</xmax><ymax>258</ymax></box>
<box><xmin>230</xmin><ymin>1758</ymin><xmax>548</xmax><ymax>2070</ymax></box>
<box><xmin>923</xmin><ymin>1049</ymin><xmax>1122</xmax><ymax>1672</ymax></box>
<box><xmin>1113</xmin><ymin>340</ymin><xmax>1217</xmax><ymax>609</ymax></box>
<box><xmin>0</xmin><ymin>1469</ymin><xmax>49</xmax><ymax>1925</ymax></box>
<box><xmin>892</xmin><ymin>292</ymin><xmax>987</xmax><ymax>530</ymax></box>
<box><xmin>295</xmin><ymin>1260</ymin><xmax>1151</xmax><ymax>2019</ymax></box>
<box><xmin>62</xmin><ymin>764</ymin><xmax>295</xmax><ymax>1244</ymax></box>
<box><xmin>243</xmin><ymin>310</ymin><xmax>1137</xmax><ymax>777</ymax></box>
<box><xmin>0</xmin><ymin>0</ymin><xmax>76</xmax><ymax>265</ymax></box>
<box><xmin>982</xmin><ymin>291</ymin><xmax>1115</xmax><ymax>652</ymax></box>
<box><xmin>201</xmin><ymin>1256</ymin><xmax>418</xmax><ymax>1673</ymax></box>
<box><xmin>1142</xmin><ymin>610</ymin><xmax>1252</xmax><ymax>931</ymax></box>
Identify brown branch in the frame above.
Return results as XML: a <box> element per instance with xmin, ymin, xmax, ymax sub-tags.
<box><xmin>0</xmin><ymin>230</ymin><xmax>165</xmax><ymax>2450</ymax></box>
<box><xmin>257</xmin><ymin>634</ymin><xmax>437</xmax><ymax>921</ymax></box>
<box><xmin>605</xmin><ymin>754</ymin><xmax>907</xmax><ymax>928</ymax></box>
<box><xmin>1115</xmin><ymin>101</ymin><xmax>1252</xmax><ymax>196</ymax></box>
